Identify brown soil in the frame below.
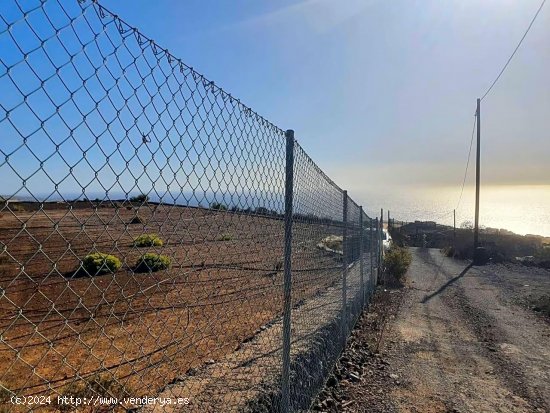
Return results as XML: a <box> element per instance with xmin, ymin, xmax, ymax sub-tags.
<box><xmin>0</xmin><ymin>203</ymin><xmax>343</xmax><ymax>410</ymax></box>
<box><xmin>146</xmin><ymin>259</ymin><xmax>367</xmax><ymax>413</ymax></box>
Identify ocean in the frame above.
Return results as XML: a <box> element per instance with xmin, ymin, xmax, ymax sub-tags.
<box><xmin>359</xmin><ymin>185</ymin><xmax>550</xmax><ymax>238</ymax></box>
<box><xmin>6</xmin><ymin>184</ymin><xmax>549</xmax><ymax>238</ymax></box>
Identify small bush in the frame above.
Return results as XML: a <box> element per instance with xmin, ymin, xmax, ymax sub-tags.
<box><xmin>134</xmin><ymin>234</ymin><xmax>163</xmax><ymax>247</ymax></box>
<box><xmin>210</xmin><ymin>202</ymin><xmax>227</xmax><ymax>211</ymax></box>
<box><xmin>383</xmin><ymin>246</ymin><xmax>412</xmax><ymax>283</ymax></box>
<box><xmin>9</xmin><ymin>203</ymin><xmax>26</xmax><ymax>212</ymax></box>
<box><xmin>135</xmin><ymin>253</ymin><xmax>171</xmax><ymax>273</ymax></box>
<box><xmin>82</xmin><ymin>253</ymin><xmax>122</xmax><ymax>276</ymax></box>
<box><xmin>218</xmin><ymin>233</ymin><xmax>233</xmax><ymax>241</ymax></box>
<box><xmin>319</xmin><ymin>235</ymin><xmax>343</xmax><ymax>252</ymax></box>
<box><xmin>130</xmin><ymin>193</ymin><xmax>149</xmax><ymax>203</ymax></box>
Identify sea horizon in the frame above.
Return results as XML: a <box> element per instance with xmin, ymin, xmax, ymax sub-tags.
<box><xmin>358</xmin><ymin>184</ymin><xmax>550</xmax><ymax>238</ymax></box>
<box><xmin>3</xmin><ymin>183</ymin><xmax>549</xmax><ymax>238</ymax></box>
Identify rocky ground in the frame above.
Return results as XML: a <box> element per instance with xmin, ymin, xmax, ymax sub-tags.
<box><xmin>312</xmin><ymin>286</ymin><xmax>404</xmax><ymax>412</ymax></box>
<box><xmin>314</xmin><ymin>247</ymin><xmax>550</xmax><ymax>413</ymax></box>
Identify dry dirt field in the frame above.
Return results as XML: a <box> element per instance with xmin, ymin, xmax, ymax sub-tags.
<box><xmin>0</xmin><ymin>202</ymin><xmax>344</xmax><ymax>410</ymax></box>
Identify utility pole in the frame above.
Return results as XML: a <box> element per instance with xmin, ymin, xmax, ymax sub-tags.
<box><xmin>474</xmin><ymin>98</ymin><xmax>481</xmax><ymax>256</ymax></box>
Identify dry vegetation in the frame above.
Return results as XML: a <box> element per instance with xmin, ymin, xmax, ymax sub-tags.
<box><xmin>0</xmin><ymin>202</ymin><xmax>343</xmax><ymax>410</ymax></box>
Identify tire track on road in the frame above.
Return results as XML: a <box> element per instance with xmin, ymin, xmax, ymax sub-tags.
<box><xmin>422</xmin><ymin>249</ymin><xmax>547</xmax><ymax>411</ymax></box>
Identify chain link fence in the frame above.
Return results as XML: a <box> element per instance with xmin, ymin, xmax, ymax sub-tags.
<box><xmin>0</xmin><ymin>1</ymin><xmax>381</xmax><ymax>411</ymax></box>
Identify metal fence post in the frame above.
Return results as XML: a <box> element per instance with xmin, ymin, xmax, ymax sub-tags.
<box><xmin>342</xmin><ymin>190</ymin><xmax>348</xmax><ymax>345</ymax></box>
<box><xmin>379</xmin><ymin>214</ymin><xmax>384</xmax><ymax>285</ymax></box>
<box><xmin>374</xmin><ymin>217</ymin><xmax>380</xmax><ymax>286</ymax></box>
<box><xmin>281</xmin><ymin>129</ymin><xmax>294</xmax><ymax>412</ymax></box>
<box><xmin>369</xmin><ymin>217</ymin><xmax>374</xmax><ymax>298</ymax></box>
<box><xmin>380</xmin><ymin>207</ymin><xmax>384</xmax><ymax>258</ymax></box>
<box><xmin>359</xmin><ymin>207</ymin><xmax>364</xmax><ymax>307</ymax></box>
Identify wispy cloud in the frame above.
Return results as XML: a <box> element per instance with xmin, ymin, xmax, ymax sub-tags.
<box><xmin>227</xmin><ymin>0</ymin><xmax>373</xmax><ymax>34</ymax></box>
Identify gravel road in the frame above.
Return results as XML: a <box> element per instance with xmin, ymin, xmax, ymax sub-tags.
<box><xmin>389</xmin><ymin>247</ymin><xmax>549</xmax><ymax>412</ymax></box>
<box><xmin>315</xmin><ymin>247</ymin><xmax>550</xmax><ymax>412</ymax></box>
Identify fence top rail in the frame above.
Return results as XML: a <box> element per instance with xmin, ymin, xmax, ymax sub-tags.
<box><xmin>363</xmin><ymin>210</ymin><xmax>373</xmax><ymax>221</ymax></box>
<box><xmin>348</xmin><ymin>196</ymin><xmax>361</xmax><ymax>212</ymax></box>
<box><xmin>75</xmin><ymin>0</ymin><xmax>285</xmax><ymax>137</ymax></box>
<box><xmin>293</xmin><ymin>141</ymin><xmax>343</xmax><ymax>194</ymax></box>
<box><xmin>87</xmin><ymin>0</ymin><xmax>363</xmax><ymax>207</ymax></box>
<box><xmin>1</xmin><ymin>0</ymin><xmax>372</xmax><ymax>215</ymax></box>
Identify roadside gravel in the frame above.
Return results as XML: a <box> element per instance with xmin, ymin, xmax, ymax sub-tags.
<box><xmin>315</xmin><ymin>247</ymin><xmax>550</xmax><ymax>412</ymax></box>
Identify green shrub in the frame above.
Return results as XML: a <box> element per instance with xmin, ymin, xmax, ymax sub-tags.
<box><xmin>134</xmin><ymin>234</ymin><xmax>163</xmax><ymax>247</ymax></box>
<box><xmin>218</xmin><ymin>233</ymin><xmax>233</xmax><ymax>241</ymax></box>
<box><xmin>210</xmin><ymin>202</ymin><xmax>227</xmax><ymax>211</ymax></box>
<box><xmin>383</xmin><ymin>246</ymin><xmax>412</xmax><ymax>282</ymax></box>
<box><xmin>135</xmin><ymin>253</ymin><xmax>171</xmax><ymax>273</ymax></box>
<box><xmin>82</xmin><ymin>253</ymin><xmax>122</xmax><ymax>276</ymax></box>
<box><xmin>320</xmin><ymin>235</ymin><xmax>343</xmax><ymax>252</ymax></box>
<box><xmin>9</xmin><ymin>203</ymin><xmax>26</xmax><ymax>212</ymax></box>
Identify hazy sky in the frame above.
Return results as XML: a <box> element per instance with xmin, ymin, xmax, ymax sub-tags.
<box><xmin>1</xmin><ymin>0</ymin><xmax>548</xmax><ymax>227</ymax></box>
<box><xmin>98</xmin><ymin>0</ymin><xmax>550</xmax><ymax>193</ymax></box>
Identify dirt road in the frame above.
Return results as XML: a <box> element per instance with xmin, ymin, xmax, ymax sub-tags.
<box><xmin>315</xmin><ymin>247</ymin><xmax>550</xmax><ymax>412</ymax></box>
<box><xmin>390</xmin><ymin>247</ymin><xmax>549</xmax><ymax>412</ymax></box>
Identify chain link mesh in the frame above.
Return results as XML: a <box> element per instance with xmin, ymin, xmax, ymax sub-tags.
<box><xmin>0</xmin><ymin>1</ymin><xmax>380</xmax><ymax>411</ymax></box>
